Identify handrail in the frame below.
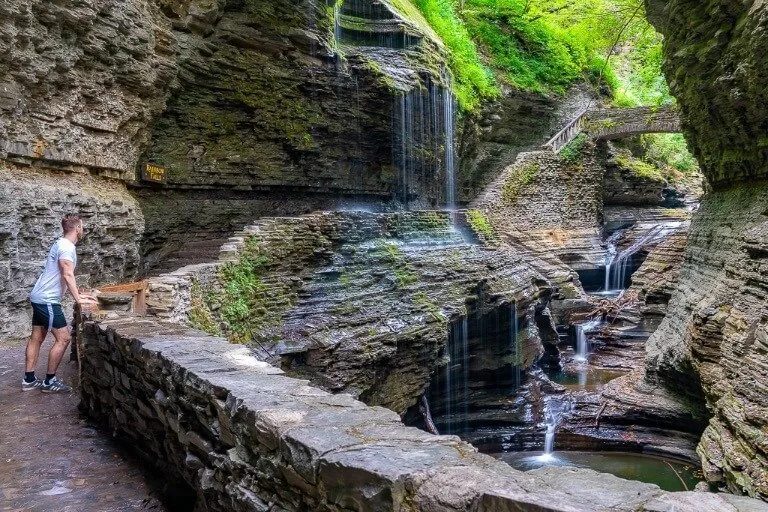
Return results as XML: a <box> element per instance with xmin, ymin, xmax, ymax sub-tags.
<box><xmin>542</xmin><ymin>108</ymin><xmax>590</xmax><ymax>153</ymax></box>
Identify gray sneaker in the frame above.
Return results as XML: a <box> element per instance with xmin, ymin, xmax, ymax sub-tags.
<box><xmin>21</xmin><ymin>378</ymin><xmax>43</xmax><ymax>392</ymax></box>
<box><xmin>41</xmin><ymin>376</ymin><xmax>71</xmax><ymax>394</ymax></box>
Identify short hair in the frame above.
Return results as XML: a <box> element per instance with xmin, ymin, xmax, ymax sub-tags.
<box><xmin>62</xmin><ymin>213</ymin><xmax>82</xmax><ymax>234</ymax></box>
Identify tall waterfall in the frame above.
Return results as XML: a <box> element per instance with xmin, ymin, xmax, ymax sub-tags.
<box><xmin>510</xmin><ymin>303</ymin><xmax>521</xmax><ymax>392</ymax></box>
<box><xmin>392</xmin><ymin>80</ymin><xmax>457</xmax><ymax>210</ymax></box>
<box><xmin>444</xmin><ymin>316</ymin><xmax>469</xmax><ymax>435</ymax></box>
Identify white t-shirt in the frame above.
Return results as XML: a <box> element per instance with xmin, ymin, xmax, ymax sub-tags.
<box><xmin>30</xmin><ymin>238</ymin><xmax>77</xmax><ymax>304</ymax></box>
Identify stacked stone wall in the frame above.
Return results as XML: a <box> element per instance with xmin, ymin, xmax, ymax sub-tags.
<box><xmin>78</xmin><ymin>315</ymin><xmax>767</xmax><ymax>511</ymax></box>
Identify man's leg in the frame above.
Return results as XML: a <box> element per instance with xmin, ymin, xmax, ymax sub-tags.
<box><xmin>25</xmin><ymin>326</ymin><xmax>47</xmax><ymax>373</ymax></box>
<box><xmin>46</xmin><ymin>326</ymin><xmax>71</xmax><ymax>376</ymax></box>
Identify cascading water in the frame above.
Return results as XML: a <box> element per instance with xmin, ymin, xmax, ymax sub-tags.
<box><xmin>510</xmin><ymin>303</ymin><xmax>521</xmax><ymax>392</ymax></box>
<box><xmin>443</xmin><ymin>316</ymin><xmax>469</xmax><ymax>435</ymax></box>
<box><xmin>392</xmin><ymin>78</ymin><xmax>456</xmax><ymax>211</ymax></box>
<box><xmin>604</xmin><ymin>224</ymin><xmax>667</xmax><ymax>292</ymax></box>
<box><xmin>574</xmin><ymin>318</ymin><xmax>603</xmax><ymax>362</ymax></box>
<box><xmin>537</xmin><ymin>398</ymin><xmax>573</xmax><ymax>462</ymax></box>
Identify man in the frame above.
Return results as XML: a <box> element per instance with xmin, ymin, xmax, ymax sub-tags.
<box><xmin>22</xmin><ymin>213</ymin><xmax>94</xmax><ymax>393</ymax></box>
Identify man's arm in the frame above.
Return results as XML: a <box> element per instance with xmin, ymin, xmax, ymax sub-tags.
<box><xmin>58</xmin><ymin>259</ymin><xmax>84</xmax><ymax>304</ymax></box>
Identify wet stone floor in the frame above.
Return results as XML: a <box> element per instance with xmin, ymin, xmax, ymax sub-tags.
<box><xmin>0</xmin><ymin>338</ymin><xmax>165</xmax><ymax>511</ymax></box>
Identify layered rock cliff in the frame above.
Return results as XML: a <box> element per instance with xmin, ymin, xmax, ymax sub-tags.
<box><xmin>645</xmin><ymin>0</ymin><xmax>768</xmax><ymax>499</ymax></box>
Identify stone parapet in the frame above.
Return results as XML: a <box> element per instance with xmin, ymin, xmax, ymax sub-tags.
<box><xmin>78</xmin><ymin>315</ymin><xmax>767</xmax><ymax>511</ymax></box>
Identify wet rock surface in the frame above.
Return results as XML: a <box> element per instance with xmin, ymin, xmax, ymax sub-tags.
<box><xmin>147</xmin><ymin>210</ymin><xmax>552</xmax><ymax>416</ymax></box>
<box><xmin>0</xmin><ymin>338</ymin><xmax>163</xmax><ymax>511</ymax></box>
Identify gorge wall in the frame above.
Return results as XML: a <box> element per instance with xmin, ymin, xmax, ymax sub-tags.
<box><xmin>645</xmin><ymin>0</ymin><xmax>768</xmax><ymax>499</ymax></box>
<box><xmin>0</xmin><ymin>0</ymin><xmax>466</xmax><ymax>329</ymax></box>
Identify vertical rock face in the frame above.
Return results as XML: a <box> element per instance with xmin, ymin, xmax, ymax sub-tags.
<box><xmin>0</xmin><ymin>0</ymin><xmax>177</xmax><ymax>176</ymax></box>
<box><xmin>645</xmin><ymin>0</ymin><xmax>768</xmax><ymax>498</ymax></box>
<box><xmin>645</xmin><ymin>0</ymin><xmax>768</xmax><ymax>187</ymax></box>
<box><xmin>0</xmin><ymin>164</ymin><xmax>143</xmax><ymax>338</ymax></box>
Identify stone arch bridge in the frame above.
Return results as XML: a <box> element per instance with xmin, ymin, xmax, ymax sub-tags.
<box><xmin>544</xmin><ymin>105</ymin><xmax>682</xmax><ymax>153</ymax></box>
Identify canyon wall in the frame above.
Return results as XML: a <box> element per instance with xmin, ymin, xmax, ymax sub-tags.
<box><xmin>645</xmin><ymin>0</ymin><xmax>768</xmax><ymax>498</ymax></box>
<box><xmin>0</xmin><ymin>0</ymin><xmax>460</xmax><ymax>321</ymax></box>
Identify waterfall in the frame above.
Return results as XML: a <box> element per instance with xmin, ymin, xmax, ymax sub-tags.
<box><xmin>392</xmin><ymin>80</ymin><xmax>456</xmax><ymax>211</ymax></box>
<box><xmin>444</xmin><ymin>90</ymin><xmax>456</xmax><ymax>219</ymax></box>
<box><xmin>604</xmin><ymin>225</ymin><xmax>666</xmax><ymax>292</ymax></box>
<box><xmin>444</xmin><ymin>316</ymin><xmax>469</xmax><ymax>435</ymax></box>
<box><xmin>538</xmin><ymin>398</ymin><xmax>574</xmax><ymax>462</ymax></box>
<box><xmin>574</xmin><ymin>318</ymin><xmax>602</xmax><ymax>362</ymax></box>
<box><xmin>510</xmin><ymin>303</ymin><xmax>521</xmax><ymax>392</ymax></box>
<box><xmin>444</xmin><ymin>325</ymin><xmax>453</xmax><ymax>434</ymax></box>
<box><xmin>543</xmin><ymin>422</ymin><xmax>556</xmax><ymax>457</ymax></box>
<box><xmin>461</xmin><ymin>316</ymin><xmax>469</xmax><ymax>434</ymax></box>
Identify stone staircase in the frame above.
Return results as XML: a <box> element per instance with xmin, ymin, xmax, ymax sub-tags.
<box><xmin>146</xmin><ymin>237</ymin><xmax>231</xmax><ymax>276</ymax></box>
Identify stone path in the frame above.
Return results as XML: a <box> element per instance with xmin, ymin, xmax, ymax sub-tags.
<box><xmin>0</xmin><ymin>338</ymin><xmax>165</xmax><ymax>512</ymax></box>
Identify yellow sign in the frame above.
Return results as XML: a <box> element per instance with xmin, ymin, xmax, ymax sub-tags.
<box><xmin>142</xmin><ymin>163</ymin><xmax>166</xmax><ymax>183</ymax></box>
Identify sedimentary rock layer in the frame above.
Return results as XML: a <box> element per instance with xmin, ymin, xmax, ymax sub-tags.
<box><xmin>147</xmin><ymin>211</ymin><xmax>552</xmax><ymax>416</ymax></box>
<box><xmin>0</xmin><ymin>163</ymin><xmax>143</xmax><ymax>338</ymax></box>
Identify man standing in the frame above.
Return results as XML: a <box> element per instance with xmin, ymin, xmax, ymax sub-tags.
<box><xmin>22</xmin><ymin>213</ymin><xmax>93</xmax><ymax>393</ymax></box>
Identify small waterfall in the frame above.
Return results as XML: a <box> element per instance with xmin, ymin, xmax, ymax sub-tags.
<box><xmin>444</xmin><ymin>326</ymin><xmax>453</xmax><ymax>434</ymax></box>
<box><xmin>574</xmin><ymin>318</ymin><xmax>602</xmax><ymax>362</ymax></box>
<box><xmin>510</xmin><ymin>303</ymin><xmax>521</xmax><ymax>392</ymax></box>
<box><xmin>543</xmin><ymin>422</ymin><xmax>556</xmax><ymax>457</ymax></box>
<box><xmin>538</xmin><ymin>398</ymin><xmax>574</xmax><ymax>461</ymax></box>
<box><xmin>604</xmin><ymin>225</ymin><xmax>665</xmax><ymax>292</ymax></box>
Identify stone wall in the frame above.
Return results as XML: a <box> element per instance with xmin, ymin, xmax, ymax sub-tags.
<box><xmin>78</xmin><ymin>315</ymin><xmax>767</xmax><ymax>511</ymax></box>
<box><xmin>642</xmin><ymin>0</ymin><xmax>768</xmax><ymax>498</ymax></box>
<box><xmin>645</xmin><ymin>182</ymin><xmax>768</xmax><ymax>498</ymax></box>
<box><xmin>645</xmin><ymin>0</ymin><xmax>768</xmax><ymax>187</ymax></box>
<box><xmin>0</xmin><ymin>163</ymin><xmax>143</xmax><ymax>339</ymax></box>
<box><xmin>460</xmin><ymin>84</ymin><xmax>596</xmax><ymax>203</ymax></box>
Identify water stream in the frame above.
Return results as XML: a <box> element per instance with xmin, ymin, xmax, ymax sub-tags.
<box><xmin>574</xmin><ymin>318</ymin><xmax>603</xmax><ymax>362</ymax></box>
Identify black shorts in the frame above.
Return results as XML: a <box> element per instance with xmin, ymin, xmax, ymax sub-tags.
<box><xmin>31</xmin><ymin>302</ymin><xmax>68</xmax><ymax>330</ymax></box>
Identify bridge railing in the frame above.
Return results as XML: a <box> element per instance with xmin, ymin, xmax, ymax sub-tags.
<box><xmin>542</xmin><ymin>108</ymin><xmax>589</xmax><ymax>153</ymax></box>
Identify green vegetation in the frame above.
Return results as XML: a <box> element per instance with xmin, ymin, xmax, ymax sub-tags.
<box><xmin>400</xmin><ymin>0</ymin><xmax>670</xmax><ymax>108</ymax></box>
<box><xmin>560</xmin><ymin>133</ymin><xmax>589</xmax><ymax>163</ymax></box>
<box><xmin>188</xmin><ymin>280</ymin><xmax>221</xmax><ymax>336</ymax></box>
<box><xmin>403</xmin><ymin>0</ymin><xmax>498</xmax><ymax>110</ymax></box>
<box><xmin>641</xmin><ymin>133</ymin><xmax>698</xmax><ymax>175</ymax></box>
<box><xmin>210</xmin><ymin>237</ymin><xmax>294</xmax><ymax>343</ymax></box>
<box><xmin>466</xmin><ymin>209</ymin><xmax>494</xmax><ymax>239</ymax></box>
<box><xmin>614</xmin><ymin>150</ymin><xmax>665</xmax><ymax>182</ymax></box>
<box><xmin>502</xmin><ymin>161</ymin><xmax>539</xmax><ymax>204</ymax></box>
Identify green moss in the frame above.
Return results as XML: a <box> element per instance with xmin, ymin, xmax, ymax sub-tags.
<box><xmin>378</xmin><ymin>241</ymin><xmax>419</xmax><ymax>288</ymax></box>
<box><xmin>188</xmin><ymin>280</ymin><xmax>221</xmax><ymax>336</ymax></box>
<box><xmin>413</xmin><ymin>291</ymin><xmax>446</xmax><ymax>322</ymax></box>
<box><xmin>467</xmin><ymin>209</ymin><xmax>494</xmax><ymax>239</ymax></box>
<box><xmin>502</xmin><ymin>161</ymin><xmax>539</xmax><ymax>204</ymax></box>
<box><xmin>614</xmin><ymin>151</ymin><xmax>666</xmax><ymax>183</ymax></box>
<box><xmin>559</xmin><ymin>133</ymin><xmax>588</xmax><ymax>163</ymax></box>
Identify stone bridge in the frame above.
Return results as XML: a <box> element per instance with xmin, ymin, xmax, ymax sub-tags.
<box><xmin>543</xmin><ymin>105</ymin><xmax>682</xmax><ymax>153</ymax></box>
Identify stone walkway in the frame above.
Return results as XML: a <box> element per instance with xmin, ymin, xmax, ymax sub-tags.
<box><xmin>0</xmin><ymin>338</ymin><xmax>165</xmax><ymax>512</ymax></box>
